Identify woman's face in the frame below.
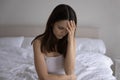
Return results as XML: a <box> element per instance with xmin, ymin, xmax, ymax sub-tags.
<box><xmin>53</xmin><ymin>20</ymin><xmax>68</xmax><ymax>39</ymax></box>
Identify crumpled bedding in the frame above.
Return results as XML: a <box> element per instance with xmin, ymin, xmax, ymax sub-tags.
<box><xmin>75</xmin><ymin>51</ymin><xmax>116</xmax><ymax>80</ymax></box>
<box><xmin>0</xmin><ymin>46</ymin><xmax>117</xmax><ymax>80</ymax></box>
<box><xmin>0</xmin><ymin>46</ymin><xmax>38</xmax><ymax>80</ymax></box>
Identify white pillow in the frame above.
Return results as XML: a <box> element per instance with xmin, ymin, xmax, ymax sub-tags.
<box><xmin>76</xmin><ymin>51</ymin><xmax>113</xmax><ymax>68</ymax></box>
<box><xmin>21</xmin><ymin>37</ymin><xmax>34</xmax><ymax>48</ymax></box>
<box><xmin>21</xmin><ymin>37</ymin><xmax>106</xmax><ymax>54</ymax></box>
<box><xmin>76</xmin><ymin>38</ymin><xmax>106</xmax><ymax>54</ymax></box>
<box><xmin>0</xmin><ymin>36</ymin><xmax>24</xmax><ymax>48</ymax></box>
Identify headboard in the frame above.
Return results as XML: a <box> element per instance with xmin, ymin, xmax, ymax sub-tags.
<box><xmin>0</xmin><ymin>25</ymin><xmax>99</xmax><ymax>38</ymax></box>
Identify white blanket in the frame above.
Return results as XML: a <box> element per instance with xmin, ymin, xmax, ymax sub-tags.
<box><xmin>75</xmin><ymin>51</ymin><xmax>116</xmax><ymax>80</ymax></box>
<box><xmin>0</xmin><ymin>46</ymin><xmax>117</xmax><ymax>80</ymax></box>
<box><xmin>0</xmin><ymin>46</ymin><xmax>37</xmax><ymax>80</ymax></box>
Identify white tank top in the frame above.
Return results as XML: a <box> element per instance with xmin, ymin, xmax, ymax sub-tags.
<box><xmin>45</xmin><ymin>55</ymin><xmax>65</xmax><ymax>75</ymax></box>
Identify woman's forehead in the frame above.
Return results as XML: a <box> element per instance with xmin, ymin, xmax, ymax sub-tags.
<box><xmin>54</xmin><ymin>20</ymin><xmax>69</xmax><ymax>27</ymax></box>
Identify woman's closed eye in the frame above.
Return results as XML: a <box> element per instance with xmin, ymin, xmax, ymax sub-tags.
<box><xmin>58</xmin><ymin>26</ymin><xmax>65</xmax><ymax>30</ymax></box>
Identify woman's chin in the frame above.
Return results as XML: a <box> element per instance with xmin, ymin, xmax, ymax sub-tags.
<box><xmin>57</xmin><ymin>36</ymin><xmax>64</xmax><ymax>39</ymax></box>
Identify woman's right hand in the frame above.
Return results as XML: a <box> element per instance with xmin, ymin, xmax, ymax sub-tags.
<box><xmin>66</xmin><ymin>20</ymin><xmax>76</xmax><ymax>41</ymax></box>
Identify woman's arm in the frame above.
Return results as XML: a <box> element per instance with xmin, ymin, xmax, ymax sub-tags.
<box><xmin>33</xmin><ymin>39</ymin><xmax>73</xmax><ymax>80</ymax></box>
<box><xmin>64</xmin><ymin>20</ymin><xmax>76</xmax><ymax>75</ymax></box>
<box><xmin>64</xmin><ymin>38</ymin><xmax>76</xmax><ymax>75</ymax></box>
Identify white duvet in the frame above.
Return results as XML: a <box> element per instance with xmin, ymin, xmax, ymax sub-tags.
<box><xmin>0</xmin><ymin>46</ymin><xmax>117</xmax><ymax>80</ymax></box>
<box><xmin>75</xmin><ymin>51</ymin><xmax>116</xmax><ymax>80</ymax></box>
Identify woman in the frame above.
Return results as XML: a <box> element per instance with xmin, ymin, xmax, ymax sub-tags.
<box><xmin>32</xmin><ymin>4</ymin><xmax>77</xmax><ymax>80</ymax></box>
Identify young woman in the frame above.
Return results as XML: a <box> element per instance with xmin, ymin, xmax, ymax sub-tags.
<box><xmin>32</xmin><ymin>4</ymin><xmax>77</xmax><ymax>80</ymax></box>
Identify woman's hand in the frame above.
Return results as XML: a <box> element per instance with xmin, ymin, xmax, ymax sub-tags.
<box><xmin>68</xmin><ymin>74</ymin><xmax>77</xmax><ymax>80</ymax></box>
<box><xmin>66</xmin><ymin>20</ymin><xmax>76</xmax><ymax>41</ymax></box>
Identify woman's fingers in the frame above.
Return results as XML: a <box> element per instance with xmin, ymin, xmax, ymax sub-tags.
<box><xmin>67</xmin><ymin>20</ymin><xmax>76</xmax><ymax>31</ymax></box>
<box><xmin>72</xmin><ymin>20</ymin><xmax>76</xmax><ymax>30</ymax></box>
<box><xmin>67</xmin><ymin>21</ymin><xmax>71</xmax><ymax>30</ymax></box>
<box><xmin>66</xmin><ymin>20</ymin><xmax>76</xmax><ymax>37</ymax></box>
<box><xmin>66</xmin><ymin>21</ymin><xmax>71</xmax><ymax>33</ymax></box>
<box><xmin>70</xmin><ymin>20</ymin><xmax>74</xmax><ymax>28</ymax></box>
<box><xmin>67</xmin><ymin>21</ymin><xmax>73</xmax><ymax>30</ymax></box>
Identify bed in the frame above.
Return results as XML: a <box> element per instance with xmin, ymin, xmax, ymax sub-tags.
<box><xmin>0</xmin><ymin>26</ymin><xmax>117</xmax><ymax>80</ymax></box>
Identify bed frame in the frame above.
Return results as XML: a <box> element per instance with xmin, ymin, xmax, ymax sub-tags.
<box><xmin>0</xmin><ymin>25</ymin><xmax>99</xmax><ymax>38</ymax></box>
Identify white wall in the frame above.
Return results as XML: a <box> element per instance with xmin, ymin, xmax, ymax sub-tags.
<box><xmin>0</xmin><ymin>0</ymin><xmax>120</xmax><ymax>60</ymax></box>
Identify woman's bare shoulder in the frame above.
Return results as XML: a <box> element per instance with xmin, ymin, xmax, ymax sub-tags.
<box><xmin>32</xmin><ymin>37</ymin><xmax>46</xmax><ymax>56</ymax></box>
<box><xmin>33</xmin><ymin>37</ymin><xmax>42</xmax><ymax>45</ymax></box>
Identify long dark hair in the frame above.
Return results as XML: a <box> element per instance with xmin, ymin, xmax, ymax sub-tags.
<box><xmin>32</xmin><ymin>4</ymin><xmax>77</xmax><ymax>57</ymax></box>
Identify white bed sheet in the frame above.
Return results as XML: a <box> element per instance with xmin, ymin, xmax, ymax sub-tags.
<box><xmin>0</xmin><ymin>46</ymin><xmax>117</xmax><ymax>80</ymax></box>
